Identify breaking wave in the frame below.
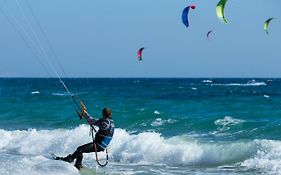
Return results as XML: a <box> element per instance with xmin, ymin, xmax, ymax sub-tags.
<box><xmin>1</xmin><ymin>125</ymin><xmax>281</xmax><ymax>174</ymax></box>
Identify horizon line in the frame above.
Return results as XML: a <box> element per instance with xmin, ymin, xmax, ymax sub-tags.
<box><xmin>0</xmin><ymin>77</ymin><xmax>280</xmax><ymax>79</ymax></box>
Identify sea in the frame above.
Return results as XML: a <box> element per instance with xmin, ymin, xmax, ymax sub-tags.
<box><xmin>0</xmin><ymin>78</ymin><xmax>281</xmax><ymax>175</ymax></box>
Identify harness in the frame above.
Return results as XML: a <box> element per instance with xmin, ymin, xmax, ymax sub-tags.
<box><xmin>90</xmin><ymin>127</ymin><xmax>110</xmax><ymax>167</ymax></box>
<box><xmin>96</xmin><ymin>135</ymin><xmax>113</xmax><ymax>149</ymax></box>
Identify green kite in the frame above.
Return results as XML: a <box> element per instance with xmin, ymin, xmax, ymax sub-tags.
<box><xmin>216</xmin><ymin>0</ymin><xmax>228</xmax><ymax>24</ymax></box>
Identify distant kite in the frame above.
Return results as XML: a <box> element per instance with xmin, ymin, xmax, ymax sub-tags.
<box><xmin>216</xmin><ymin>0</ymin><xmax>228</xmax><ymax>24</ymax></box>
<box><xmin>137</xmin><ymin>47</ymin><xmax>144</xmax><ymax>62</ymax></box>
<box><xmin>182</xmin><ymin>4</ymin><xmax>196</xmax><ymax>28</ymax></box>
<box><xmin>264</xmin><ymin>17</ymin><xmax>275</xmax><ymax>34</ymax></box>
<box><xmin>207</xmin><ymin>30</ymin><xmax>213</xmax><ymax>40</ymax></box>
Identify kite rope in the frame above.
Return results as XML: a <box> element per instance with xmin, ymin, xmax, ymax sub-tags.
<box><xmin>20</xmin><ymin>0</ymin><xmax>87</xmax><ymax>105</ymax></box>
<box><xmin>23</xmin><ymin>0</ymin><xmax>68</xmax><ymax>77</ymax></box>
<box><xmin>1</xmin><ymin>1</ymin><xmax>109</xmax><ymax>167</ymax></box>
<box><xmin>14</xmin><ymin>0</ymin><xmax>65</xmax><ymax>82</ymax></box>
<box><xmin>0</xmin><ymin>0</ymin><xmax>52</xmax><ymax>76</ymax></box>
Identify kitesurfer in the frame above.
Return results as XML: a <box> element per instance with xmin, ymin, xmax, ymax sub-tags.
<box><xmin>55</xmin><ymin>108</ymin><xmax>115</xmax><ymax>170</ymax></box>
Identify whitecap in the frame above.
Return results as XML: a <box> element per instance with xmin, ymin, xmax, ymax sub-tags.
<box><xmin>263</xmin><ymin>95</ymin><xmax>270</xmax><ymax>98</ymax></box>
<box><xmin>151</xmin><ymin>118</ymin><xmax>176</xmax><ymax>127</ymax></box>
<box><xmin>240</xmin><ymin>140</ymin><xmax>281</xmax><ymax>174</ymax></box>
<box><xmin>140</xmin><ymin>123</ymin><xmax>147</xmax><ymax>127</ymax></box>
<box><xmin>31</xmin><ymin>91</ymin><xmax>40</xmax><ymax>95</ymax></box>
<box><xmin>52</xmin><ymin>92</ymin><xmax>68</xmax><ymax>96</ymax></box>
<box><xmin>167</xmin><ymin>119</ymin><xmax>176</xmax><ymax>123</ymax></box>
<box><xmin>154</xmin><ymin>110</ymin><xmax>160</xmax><ymax>115</ymax></box>
<box><xmin>211</xmin><ymin>81</ymin><xmax>266</xmax><ymax>87</ymax></box>
<box><xmin>151</xmin><ymin>118</ymin><xmax>164</xmax><ymax>126</ymax></box>
<box><xmin>214</xmin><ymin>116</ymin><xmax>245</xmax><ymax>132</ymax></box>
<box><xmin>1</xmin><ymin>125</ymin><xmax>281</xmax><ymax>173</ymax></box>
<box><xmin>202</xmin><ymin>80</ymin><xmax>212</xmax><ymax>83</ymax></box>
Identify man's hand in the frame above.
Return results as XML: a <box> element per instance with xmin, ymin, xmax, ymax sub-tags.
<box><xmin>81</xmin><ymin>109</ymin><xmax>88</xmax><ymax>116</ymax></box>
<box><xmin>80</xmin><ymin>101</ymin><xmax>88</xmax><ymax>116</ymax></box>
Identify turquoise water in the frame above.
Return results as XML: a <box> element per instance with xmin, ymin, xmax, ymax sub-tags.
<box><xmin>1</xmin><ymin>78</ymin><xmax>281</xmax><ymax>174</ymax></box>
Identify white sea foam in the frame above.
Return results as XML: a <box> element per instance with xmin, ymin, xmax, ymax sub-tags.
<box><xmin>211</xmin><ymin>81</ymin><xmax>266</xmax><ymax>87</ymax></box>
<box><xmin>52</xmin><ymin>92</ymin><xmax>69</xmax><ymax>96</ymax></box>
<box><xmin>240</xmin><ymin>140</ymin><xmax>281</xmax><ymax>174</ymax></box>
<box><xmin>151</xmin><ymin>118</ymin><xmax>176</xmax><ymax>127</ymax></box>
<box><xmin>1</xmin><ymin>126</ymin><xmax>281</xmax><ymax>174</ymax></box>
<box><xmin>215</xmin><ymin>116</ymin><xmax>244</xmax><ymax>127</ymax></box>
<box><xmin>31</xmin><ymin>91</ymin><xmax>40</xmax><ymax>95</ymax></box>
<box><xmin>191</xmin><ymin>87</ymin><xmax>197</xmax><ymax>90</ymax></box>
<box><xmin>202</xmin><ymin>80</ymin><xmax>213</xmax><ymax>83</ymax></box>
<box><xmin>151</xmin><ymin>118</ymin><xmax>163</xmax><ymax>126</ymax></box>
<box><xmin>214</xmin><ymin>116</ymin><xmax>244</xmax><ymax>132</ymax></box>
<box><xmin>154</xmin><ymin>110</ymin><xmax>160</xmax><ymax>115</ymax></box>
<box><xmin>263</xmin><ymin>95</ymin><xmax>270</xmax><ymax>98</ymax></box>
<box><xmin>52</xmin><ymin>92</ymin><xmax>85</xmax><ymax>97</ymax></box>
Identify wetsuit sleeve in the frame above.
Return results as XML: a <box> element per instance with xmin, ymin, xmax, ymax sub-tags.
<box><xmin>83</xmin><ymin>113</ymin><xmax>97</xmax><ymax>125</ymax></box>
<box><xmin>92</xmin><ymin>118</ymin><xmax>104</xmax><ymax>127</ymax></box>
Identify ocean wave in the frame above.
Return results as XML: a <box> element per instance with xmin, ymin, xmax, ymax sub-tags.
<box><xmin>31</xmin><ymin>91</ymin><xmax>40</xmax><ymax>95</ymax></box>
<box><xmin>202</xmin><ymin>80</ymin><xmax>213</xmax><ymax>83</ymax></box>
<box><xmin>52</xmin><ymin>92</ymin><xmax>87</xmax><ymax>97</ymax></box>
<box><xmin>1</xmin><ymin>126</ymin><xmax>281</xmax><ymax>174</ymax></box>
<box><xmin>214</xmin><ymin>116</ymin><xmax>245</xmax><ymax>132</ymax></box>
<box><xmin>154</xmin><ymin>110</ymin><xmax>160</xmax><ymax>115</ymax></box>
<box><xmin>52</xmin><ymin>92</ymin><xmax>70</xmax><ymax>96</ymax></box>
<box><xmin>240</xmin><ymin>139</ymin><xmax>281</xmax><ymax>174</ymax></box>
<box><xmin>215</xmin><ymin>116</ymin><xmax>244</xmax><ymax>127</ymax></box>
<box><xmin>211</xmin><ymin>81</ymin><xmax>267</xmax><ymax>87</ymax></box>
<box><xmin>151</xmin><ymin>118</ymin><xmax>176</xmax><ymax>127</ymax></box>
<box><xmin>263</xmin><ymin>95</ymin><xmax>270</xmax><ymax>98</ymax></box>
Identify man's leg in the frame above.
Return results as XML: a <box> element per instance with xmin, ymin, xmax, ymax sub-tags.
<box><xmin>71</xmin><ymin>142</ymin><xmax>95</xmax><ymax>169</ymax></box>
<box><xmin>55</xmin><ymin>141</ymin><xmax>103</xmax><ymax>169</ymax></box>
<box><xmin>54</xmin><ymin>154</ymin><xmax>73</xmax><ymax>163</ymax></box>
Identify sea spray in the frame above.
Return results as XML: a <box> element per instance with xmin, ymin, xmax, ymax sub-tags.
<box><xmin>0</xmin><ymin>125</ymin><xmax>260</xmax><ymax>167</ymax></box>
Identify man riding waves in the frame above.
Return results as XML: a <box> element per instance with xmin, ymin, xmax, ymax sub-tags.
<box><xmin>55</xmin><ymin>108</ymin><xmax>114</xmax><ymax>170</ymax></box>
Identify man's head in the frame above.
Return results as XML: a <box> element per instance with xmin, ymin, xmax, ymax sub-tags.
<box><xmin>102</xmin><ymin>108</ymin><xmax>112</xmax><ymax>118</ymax></box>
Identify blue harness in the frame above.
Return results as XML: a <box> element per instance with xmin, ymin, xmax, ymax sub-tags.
<box><xmin>97</xmin><ymin>136</ymin><xmax>112</xmax><ymax>149</ymax></box>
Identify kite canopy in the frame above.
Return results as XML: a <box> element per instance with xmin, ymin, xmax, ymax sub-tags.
<box><xmin>190</xmin><ymin>4</ymin><xmax>196</xmax><ymax>9</ymax></box>
<box><xmin>182</xmin><ymin>4</ymin><xmax>196</xmax><ymax>28</ymax></box>
<box><xmin>264</xmin><ymin>17</ymin><xmax>275</xmax><ymax>34</ymax></box>
<box><xmin>137</xmin><ymin>47</ymin><xmax>144</xmax><ymax>62</ymax></box>
<box><xmin>207</xmin><ymin>30</ymin><xmax>213</xmax><ymax>40</ymax></box>
<box><xmin>216</xmin><ymin>0</ymin><xmax>228</xmax><ymax>24</ymax></box>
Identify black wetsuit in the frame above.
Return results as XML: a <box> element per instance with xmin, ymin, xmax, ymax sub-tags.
<box><xmin>59</xmin><ymin>117</ymin><xmax>114</xmax><ymax>169</ymax></box>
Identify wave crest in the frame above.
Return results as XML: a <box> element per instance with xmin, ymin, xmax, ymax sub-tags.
<box><xmin>211</xmin><ymin>81</ymin><xmax>267</xmax><ymax>87</ymax></box>
<box><xmin>1</xmin><ymin>126</ymin><xmax>281</xmax><ymax>174</ymax></box>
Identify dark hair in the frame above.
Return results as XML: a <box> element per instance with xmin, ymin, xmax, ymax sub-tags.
<box><xmin>102</xmin><ymin>108</ymin><xmax>112</xmax><ymax>118</ymax></box>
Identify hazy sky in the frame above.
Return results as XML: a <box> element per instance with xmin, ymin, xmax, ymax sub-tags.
<box><xmin>0</xmin><ymin>0</ymin><xmax>280</xmax><ymax>77</ymax></box>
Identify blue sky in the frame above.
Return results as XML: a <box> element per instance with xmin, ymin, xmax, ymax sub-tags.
<box><xmin>0</xmin><ymin>0</ymin><xmax>280</xmax><ymax>77</ymax></box>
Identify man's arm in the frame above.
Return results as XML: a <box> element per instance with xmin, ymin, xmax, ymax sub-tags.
<box><xmin>83</xmin><ymin>112</ymin><xmax>97</xmax><ymax>126</ymax></box>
